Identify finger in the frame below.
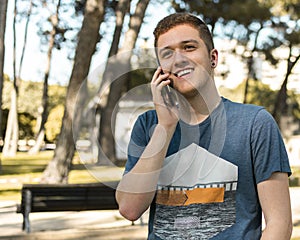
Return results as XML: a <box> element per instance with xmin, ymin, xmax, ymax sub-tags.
<box><xmin>151</xmin><ymin>67</ymin><xmax>162</xmax><ymax>83</ymax></box>
<box><xmin>158</xmin><ymin>79</ymin><xmax>171</xmax><ymax>89</ymax></box>
<box><xmin>151</xmin><ymin>67</ymin><xmax>169</xmax><ymax>85</ymax></box>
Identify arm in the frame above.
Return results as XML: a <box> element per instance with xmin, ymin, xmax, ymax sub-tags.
<box><xmin>116</xmin><ymin>123</ymin><xmax>176</xmax><ymax>221</ymax></box>
<box><xmin>258</xmin><ymin>172</ymin><xmax>293</xmax><ymax>240</ymax></box>
<box><xmin>116</xmin><ymin>67</ymin><xmax>178</xmax><ymax>221</ymax></box>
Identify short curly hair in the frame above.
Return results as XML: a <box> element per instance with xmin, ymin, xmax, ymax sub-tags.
<box><xmin>153</xmin><ymin>13</ymin><xmax>214</xmax><ymax>53</ymax></box>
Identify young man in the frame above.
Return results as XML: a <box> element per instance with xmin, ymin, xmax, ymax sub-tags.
<box><xmin>116</xmin><ymin>13</ymin><xmax>292</xmax><ymax>239</ymax></box>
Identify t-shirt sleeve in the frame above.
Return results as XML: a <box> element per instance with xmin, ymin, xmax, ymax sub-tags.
<box><xmin>251</xmin><ymin>109</ymin><xmax>291</xmax><ymax>184</ymax></box>
<box><xmin>124</xmin><ymin>114</ymin><xmax>149</xmax><ymax>174</ymax></box>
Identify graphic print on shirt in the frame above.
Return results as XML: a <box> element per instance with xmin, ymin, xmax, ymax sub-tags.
<box><xmin>154</xmin><ymin>143</ymin><xmax>238</xmax><ymax>239</ymax></box>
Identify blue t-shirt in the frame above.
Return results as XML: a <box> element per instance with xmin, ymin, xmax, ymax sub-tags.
<box><xmin>125</xmin><ymin>97</ymin><xmax>291</xmax><ymax>240</ymax></box>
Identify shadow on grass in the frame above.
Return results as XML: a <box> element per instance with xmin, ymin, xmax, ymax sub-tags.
<box><xmin>70</xmin><ymin>164</ymin><xmax>87</xmax><ymax>171</ymax></box>
<box><xmin>0</xmin><ymin>189</ymin><xmax>20</xmax><ymax>195</ymax></box>
<box><xmin>0</xmin><ymin>152</ymin><xmax>52</xmax><ymax>176</ymax></box>
<box><xmin>1</xmin><ymin>164</ymin><xmax>48</xmax><ymax>175</ymax></box>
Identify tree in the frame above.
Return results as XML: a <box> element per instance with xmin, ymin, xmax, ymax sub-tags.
<box><xmin>29</xmin><ymin>0</ymin><xmax>62</xmax><ymax>154</ymax></box>
<box><xmin>2</xmin><ymin>0</ymin><xmax>19</xmax><ymax>157</ymax></box>
<box><xmin>106</xmin><ymin>0</ymin><xmax>130</xmax><ymax>58</ymax></box>
<box><xmin>272</xmin><ymin>32</ymin><xmax>300</xmax><ymax>126</ymax></box>
<box><xmin>0</xmin><ymin>0</ymin><xmax>8</xmax><ymax>172</ymax></box>
<box><xmin>41</xmin><ymin>0</ymin><xmax>106</xmax><ymax>183</ymax></box>
<box><xmin>79</xmin><ymin>0</ymin><xmax>130</xmax><ymax>165</ymax></box>
<box><xmin>0</xmin><ymin>0</ymin><xmax>8</xmax><ymax>143</ymax></box>
<box><xmin>98</xmin><ymin>0</ymin><xmax>150</xmax><ymax>164</ymax></box>
<box><xmin>2</xmin><ymin>0</ymin><xmax>34</xmax><ymax>156</ymax></box>
<box><xmin>269</xmin><ymin>0</ymin><xmax>300</xmax><ymax>126</ymax></box>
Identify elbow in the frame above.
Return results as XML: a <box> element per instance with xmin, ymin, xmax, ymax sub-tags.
<box><xmin>116</xmin><ymin>191</ymin><xmax>142</xmax><ymax>222</ymax></box>
<box><xmin>262</xmin><ymin>217</ymin><xmax>293</xmax><ymax>239</ymax></box>
<box><xmin>118</xmin><ymin>204</ymin><xmax>141</xmax><ymax>222</ymax></box>
<box><xmin>287</xmin><ymin>219</ymin><xmax>293</xmax><ymax>239</ymax></box>
<box><xmin>282</xmin><ymin>215</ymin><xmax>293</xmax><ymax>239</ymax></box>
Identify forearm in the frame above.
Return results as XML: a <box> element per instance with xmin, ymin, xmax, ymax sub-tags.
<box><xmin>258</xmin><ymin>172</ymin><xmax>293</xmax><ymax>240</ymax></box>
<box><xmin>116</xmin><ymin>123</ymin><xmax>176</xmax><ymax>221</ymax></box>
<box><xmin>115</xmin><ymin>169</ymin><xmax>161</xmax><ymax>221</ymax></box>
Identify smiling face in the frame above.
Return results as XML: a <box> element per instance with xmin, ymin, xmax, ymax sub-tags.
<box><xmin>157</xmin><ymin>24</ymin><xmax>218</xmax><ymax>99</ymax></box>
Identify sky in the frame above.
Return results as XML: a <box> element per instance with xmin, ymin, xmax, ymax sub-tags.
<box><xmin>3</xmin><ymin>0</ymin><xmax>171</xmax><ymax>86</ymax></box>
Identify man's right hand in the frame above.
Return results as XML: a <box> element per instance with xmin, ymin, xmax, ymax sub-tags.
<box><xmin>151</xmin><ymin>67</ymin><xmax>179</xmax><ymax>128</ymax></box>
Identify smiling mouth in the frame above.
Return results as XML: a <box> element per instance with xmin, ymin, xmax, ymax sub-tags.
<box><xmin>175</xmin><ymin>68</ymin><xmax>193</xmax><ymax>78</ymax></box>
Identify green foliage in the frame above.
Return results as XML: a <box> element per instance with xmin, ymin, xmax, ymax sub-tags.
<box><xmin>18</xmin><ymin>112</ymin><xmax>35</xmax><ymax>139</ymax></box>
<box><xmin>1</xmin><ymin>109</ymin><xmax>35</xmax><ymax>140</ymax></box>
<box><xmin>3</xmin><ymin>79</ymin><xmax>66</xmax><ymax>116</ymax></box>
<box><xmin>172</xmin><ymin>0</ymin><xmax>272</xmax><ymax>29</ymax></box>
<box><xmin>48</xmin><ymin>84</ymin><xmax>67</xmax><ymax>110</ymax></box>
<box><xmin>219</xmin><ymin>79</ymin><xmax>300</xmax><ymax>122</ymax></box>
<box><xmin>45</xmin><ymin>104</ymin><xmax>64</xmax><ymax>142</ymax></box>
<box><xmin>18</xmin><ymin>81</ymin><xmax>42</xmax><ymax>117</ymax></box>
<box><xmin>128</xmin><ymin>68</ymin><xmax>154</xmax><ymax>90</ymax></box>
<box><xmin>127</xmin><ymin>47</ymin><xmax>157</xmax><ymax>90</ymax></box>
<box><xmin>289</xmin><ymin>91</ymin><xmax>300</xmax><ymax>120</ymax></box>
<box><xmin>260</xmin><ymin>0</ymin><xmax>300</xmax><ymax>18</ymax></box>
<box><xmin>246</xmin><ymin>79</ymin><xmax>277</xmax><ymax>113</ymax></box>
<box><xmin>2</xmin><ymin>78</ymin><xmax>67</xmax><ymax>141</ymax></box>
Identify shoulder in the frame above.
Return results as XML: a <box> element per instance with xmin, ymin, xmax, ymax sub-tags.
<box><xmin>131</xmin><ymin>109</ymin><xmax>158</xmax><ymax>137</ymax></box>
<box><xmin>222</xmin><ymin>97</ymin><xmax>264</xmax><ymax>115</ymax></box>
<box><xmin>138</xmin><ymin>109</ymin><xmax>157</xmax><ymax>120</ymax></box>
<box><xmin>135</xmin><ymin>109</ymin><xmax>158</xmax><ymax>126</ymax></box>
<box><xmin>222</xmin><ymin>97</ymin><xmax>273</xmax><ymax>121</ymax></box>
<box><xmin>221</xmin><ymin>97</ymin><xmax>278</xmax><ymax>129</ymax></box>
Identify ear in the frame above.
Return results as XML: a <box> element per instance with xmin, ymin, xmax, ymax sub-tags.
<box><xmin>210</xmin><ymin>49</ymin><xmax>218</xmax><ymax>68</ymax></box>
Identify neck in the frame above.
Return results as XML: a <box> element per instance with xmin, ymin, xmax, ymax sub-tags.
<box><xmin>178</xmin><ymin>85</ymin><xmax>221</xmax><ymax>125</ymax></box>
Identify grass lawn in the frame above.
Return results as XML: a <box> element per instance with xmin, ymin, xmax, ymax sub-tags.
<box><xmin>0</xmin><ymin>151</ymin><xmax>122</xmax><ymax>201</ymax></box>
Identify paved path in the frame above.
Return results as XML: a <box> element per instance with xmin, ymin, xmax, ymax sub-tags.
<box><xmin>0</xmin><ymin>203</ymin><xmax>148</xmax><ymax>239</ymax></box>
<box><xmin>0</xmin><ymin>187</ymin><xmax>299</xmax><ymax>239</ymax></box>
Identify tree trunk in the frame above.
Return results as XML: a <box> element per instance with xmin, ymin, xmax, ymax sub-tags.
<box><xmin>18</xmin><ymin>0</ymin><xmax>32</xmax><ymax>78</ymax></box>
<box><xmin>95</xmin><ymin>0</ymin><xmax>130</xmax><ymax>165</ymax></box>
<box><xmin>2</xmin><ymin>88</ymin><xmax>19</xmax><ymax>156</ymax></box>
<box><xmin>243</xmin><ymin>24</ymin><xmax>262</xmax><ymax>104</ymax></box>
<box><xmin>3</xmin><ymin>0</ymin><xmax>19</xmax><ymax>157</ymax></box>
<box><xmin>272</xmin><ymin>44</ymin><xmax>300</xmax><ymax>126</ymax></box>
<box><xmin>0</xmin><ymin>0</ymin><xmax>8</xmax><ymax>143</ymax></box>
<box><xmin>98</xmin><ymin>0</ymin><xmax>150</xmax><ymax>164</ymax></box>
<box><xmin>29</xmin><ymin>0</ymin><xmax>60</xmax><ymax>154</ymax></box>
<box><xmin>41</xmin><ymin>0</ymin><xmax>106</xmax><ymax>183</ymax></box>
<box><xmin>107</xmin><ymin>0</ymin><xmax>130</xmax><ymax>58</ymax></box>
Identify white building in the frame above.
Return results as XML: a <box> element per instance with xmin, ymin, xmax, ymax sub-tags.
<box><xmin>285</xmin><ymin>135</ymin><xmax>300</xmax><ymax>167</ymax></box>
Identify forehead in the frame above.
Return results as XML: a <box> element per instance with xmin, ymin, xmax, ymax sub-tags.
<box><xmin>157</xmin><ymin>24</ymin><xmax>202</xmax><ymax>49</ymax></box>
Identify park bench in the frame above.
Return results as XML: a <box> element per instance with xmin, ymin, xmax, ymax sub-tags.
<box><xmin>16</xmin><ymin>181</ymin><xmax>120</xmax><ymax>233</ymax></box>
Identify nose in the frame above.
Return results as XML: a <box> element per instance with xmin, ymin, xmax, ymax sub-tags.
<box><xmin>160</xmin><ymin>50</ymin><xmax>189</xmax><ymax>73</ymax></box>
<box><xmin>173</xmin><ymin>51</ymin><xmax>189</xmax><ymax>69</ymax></box>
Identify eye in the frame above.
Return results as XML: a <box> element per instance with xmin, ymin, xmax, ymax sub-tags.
<box><xmin>184</xmin><ymin>44</ymin><xmax>196</xmax><ymax>51</ymax></box>
<box><xmin>160</xmin><ymin>49</ymin><xmax>173</xmax><ymax>59</ymax></box>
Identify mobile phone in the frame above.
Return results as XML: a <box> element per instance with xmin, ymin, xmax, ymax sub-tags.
<box><xmin>160</xmin><ymin>69</ymin><xmax>178</xmax><ymax>108</ymax></box>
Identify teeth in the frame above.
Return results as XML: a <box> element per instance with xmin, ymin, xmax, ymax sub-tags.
<box><xmin>177</xmin><ymin>69</ymin><xmax>192</xmax><ymax>77</ymax></box>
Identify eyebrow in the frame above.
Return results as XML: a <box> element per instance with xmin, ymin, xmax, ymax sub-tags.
<box><xmin>158</xmin><ymin>39</ymin><xmax>199</xmax><ymax>55</ymax></box>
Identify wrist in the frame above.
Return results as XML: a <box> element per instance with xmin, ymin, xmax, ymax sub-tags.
<box><xmin>157</xmin><ymin>122</ymin><xmax>177</xmax><ymax>134</ymax></box>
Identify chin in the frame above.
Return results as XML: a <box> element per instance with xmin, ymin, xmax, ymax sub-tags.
<box><xmin>178</xmin><ymin>87</ymin><xmax>200</xmax><ymax>99</ymax></box>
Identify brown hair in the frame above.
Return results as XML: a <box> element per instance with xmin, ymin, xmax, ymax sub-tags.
<box><xmin>153</xmin><ymin>13</ymin><xmax>214</xmax><ymax>53</ymax></box>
